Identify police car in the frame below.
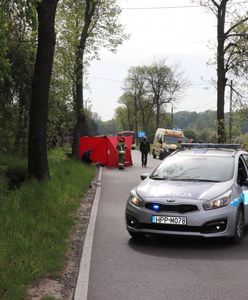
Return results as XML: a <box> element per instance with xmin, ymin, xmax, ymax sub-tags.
<box><xmin>126</xmin><ymin>143</ymin><xmax>248</xmax><ymax>243</ymax></box>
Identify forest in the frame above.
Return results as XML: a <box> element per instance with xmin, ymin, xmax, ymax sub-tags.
<box><xmin>96</xmin><ymin>108</ymin><xmax>248</xmax><ymax>145</ymax></box>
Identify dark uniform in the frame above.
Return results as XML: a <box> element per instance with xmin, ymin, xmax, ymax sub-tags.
<box><xmin>117</xmin><ymin>137</ymin><xmax>127</xmax><ymax>169</ymax></box>
<box><xmin>81</xmin><ymin>150</ymin><xmax>93</xmax><ymax>164</ymax></box>
<box><xmin>140</xmin><ymin>136</ymin><xmax>150</xmax><ymax>167</ymax></box>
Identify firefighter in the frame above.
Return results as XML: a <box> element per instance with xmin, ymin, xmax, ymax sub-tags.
<box><xmin>117</xmin><ymin>137</ymin><xmax>127</xmax><ymax>169</ymax></box>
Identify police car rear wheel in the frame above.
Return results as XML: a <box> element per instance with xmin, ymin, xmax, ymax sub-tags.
<box><xmin>231</xmin><ymin>207</ymin><xmax>244</xmax><ymax>243</ymax></box>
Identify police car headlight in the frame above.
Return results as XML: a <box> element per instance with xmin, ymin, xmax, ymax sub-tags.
<box><xmin>129</xmin><ymin>194</ymin><xmax>143</xmax><ymax>207</ymax></box>
<box><xmin>203</xmin><ymin>195</ymin><xmax>231</xmax><ymax>210</ymax></box>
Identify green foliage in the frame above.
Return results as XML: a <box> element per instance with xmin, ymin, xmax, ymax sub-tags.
<box><xmin>105</xmin><ymin>108</ymin><xmax>248</xmax><ymax>143</ymax></box>
<box><xmin>234</xmin><ymin>133</ymin><xmax>248</xmax><ymax>148</ymax></box>
<box><xmin>0</xmin><ymin>148</ymin><xmax>96</xmax><ymax>299</ymax></box>
<box><xmin>0</xmin><ymin>165</ymin><xmax>9</xmax><ymax>201</ymax></box>
<box><xmin>0</xmin><ymin>11</ymin><xmax>10</xmax><ymax>80</ymax></box>
<box><xmin>0</xmin><ymin>1</ymin><xmax>36</xmax><ymax>153</ymax></box>
<box><xmin>183</xmin><ymin>129</ymin><xmax>197</xmax><ymax>141</ymax></box>
<box><xmin>41</xmin><ymin>297</ymin><xmax>58</xmax><ymax>300</ymax></box>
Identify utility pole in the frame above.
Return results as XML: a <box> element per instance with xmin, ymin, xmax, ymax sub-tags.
<box><xmin>171</xmin><ymin>106</ymin><xmax>174</xmax><ymax>129</ymax></box>
<box><xmin>229</xmin><ymin>80</ymin><xmax>233</xmax><ymax>143</ymax></box>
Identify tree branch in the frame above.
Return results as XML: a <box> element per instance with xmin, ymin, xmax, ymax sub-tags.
<box><xmin>224</xmin><ymin>42</ymin><xmax>237</xmax><ymax>54</ymax></box>
<box><xmin>210</xmin><ymin>0</ymin><xmax>219</xmax><ymax>9</ymax></box>
<box><xmin>226</xmin><ymin>33</ymin><xmax>248</xmax><ymax>39</ymax></box>
<box><xmin>225</xmin><ymin>17</ymin><xmax>248</xmax><ymax>37</ymax></box>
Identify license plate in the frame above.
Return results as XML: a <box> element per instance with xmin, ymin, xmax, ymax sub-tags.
<box><xmin>152</xmin><ymin>215</ymin><xmax>187</xmax><ymax>225</ymax></box>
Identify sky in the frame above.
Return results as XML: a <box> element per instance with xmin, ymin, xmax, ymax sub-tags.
<box><xmin>84</xmin><ymin>0</ymin><xmax>238</xmax><ymax>121</ymax></box>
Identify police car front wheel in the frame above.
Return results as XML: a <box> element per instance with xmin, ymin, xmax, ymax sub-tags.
<box><xmin>230</xmin><ymin>207</ymin><xmax>244</xmax><ymax>244</ymax></box>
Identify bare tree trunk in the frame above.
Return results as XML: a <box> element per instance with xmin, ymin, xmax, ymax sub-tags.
<box><xmin>28</xmin><ymin>0</ymin><xmax>58</xmax><ymax>180</ymax></box>
<box><xmin>216</xmin><ymin>1</ymin><xmax>228</xmax><ymax>143</ymax></box>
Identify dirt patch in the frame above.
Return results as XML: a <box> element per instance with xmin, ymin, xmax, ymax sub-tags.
<box><xmin>28</xmin><ymin>175</ymin><xmax>98</xmax><ymax>300</ymax></box>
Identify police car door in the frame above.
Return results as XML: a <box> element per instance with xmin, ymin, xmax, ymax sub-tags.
<box><xmin>239</xmin><ymin>155</ymin><xmax>248</xmax><ymax>223</ymax></box>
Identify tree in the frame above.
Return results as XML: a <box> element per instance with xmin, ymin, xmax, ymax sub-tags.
<box><xmin>117</xmin><ymin>61</ymin><xmax>187</xmax><ymax>136</ymax></box>
<box><xmin>122</xmin><ymin>66</ymin><xmax>154</xmax><ymax>135</ymax></box>
<box><xmin>28</xmin><ymin>0</ymin><xmax>58</xmax><ymax>180</ymax></box>
<box><xmin>143</xmin><ymin>61</ymin><xmax>182</xmax><ymax>128</ymax></box>
<box><xmin>199</xmin><ymin>0</ymin><xmax>248</xmax><ymax>142</ymax></box>
<box><xmin>61</xmin><ymin>0</ymin><xmax>128</xmax><ymax>159</ymax></box>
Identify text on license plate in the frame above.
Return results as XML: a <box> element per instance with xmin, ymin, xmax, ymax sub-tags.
<box><xmin>152</xmin><ymin>216</ymin><xmax>187</xmax><ymax>225</ymax></box>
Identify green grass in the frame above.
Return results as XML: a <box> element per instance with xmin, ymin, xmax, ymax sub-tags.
<box><xmin>41</xmin><ymin>296</ymin><xmax>57</xmax><ymax>300</ymax></box>
<box><xmin>0</xmin><ymin>148</ymin><xmax>96</xmax><ymax>299</ymax></box>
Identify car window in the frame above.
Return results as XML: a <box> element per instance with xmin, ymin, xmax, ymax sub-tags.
<box><xmin>237</xmin><ymin>157</ymin><xmax>248</xmax><ymax>186</ymax></box>
<box><xmin>151</xmin><ymin>154</ymin><xmax>234</xmax><ymax>182</ymax></box>
<box><xmin>242</xmin><ymin>154</ymin><xmax>248</xmax><ymax>169</ymax></box>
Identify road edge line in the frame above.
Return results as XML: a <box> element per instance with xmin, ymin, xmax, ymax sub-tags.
<box><xmin>74</xmin><ymin>167</ymin><xmax>102</xmax><ymax>300</ymax></box>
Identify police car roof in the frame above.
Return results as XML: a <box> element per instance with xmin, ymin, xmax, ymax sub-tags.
<box><xmin>177</xmin><ymin>143</ymin><xmax>243</xmax><ymax>157</ymax></box>
<box><xmin>180</xmin><ymin>143</ymin><xmax>240</xmax><ymax>150</ymax></box>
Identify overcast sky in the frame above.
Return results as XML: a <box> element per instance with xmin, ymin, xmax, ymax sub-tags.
<box><xmin>84</xmin><ymin>0</ymin><xmax>242</xmax><ymax>121</ymax></box>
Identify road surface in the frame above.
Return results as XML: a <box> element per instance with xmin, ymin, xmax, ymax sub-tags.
<box><xmin>77</xmin><ymin>150</ymin><xmax>248</xmax><ymax>300</ymax></box>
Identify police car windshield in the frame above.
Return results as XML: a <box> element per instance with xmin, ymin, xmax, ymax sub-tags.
<box><xmin>151</xmin><ymin>155</ymin><xmax>234</xmax><ymax>182</ymax></box>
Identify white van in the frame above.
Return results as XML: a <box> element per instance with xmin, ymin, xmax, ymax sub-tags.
<box><xmin>152</xmin><ymin>128</ymin><xmax>184</xmax><ymax>159</ymax></box>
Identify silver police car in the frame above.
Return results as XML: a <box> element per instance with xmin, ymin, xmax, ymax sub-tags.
<box><xmin>126</xmin><ymin>144</ymin><xmax>248</xmax><ymax>243</ymax></box>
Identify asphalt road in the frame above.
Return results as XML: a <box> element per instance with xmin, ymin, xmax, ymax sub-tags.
<box><xmin>87</xmin><ymin>150</ymin><xmax>248</xmax><ymax>300</ymax></box>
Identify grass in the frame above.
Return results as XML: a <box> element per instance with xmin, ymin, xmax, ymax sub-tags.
<box><xmin>0</xmin><ymin>148</ymin><xmax>96</xmax><ymax>299</ymax></box>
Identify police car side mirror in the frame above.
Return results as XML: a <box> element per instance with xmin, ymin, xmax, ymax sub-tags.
<box><xmin>140</xmin><ymin>173</ymin><xmax>150</xmax><ymax>180</ymax></box>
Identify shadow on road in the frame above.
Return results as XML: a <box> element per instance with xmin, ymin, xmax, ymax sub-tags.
<box><xmin>127</xmin><ymin>229</ymin><xmax>248</xmax><ymax>261</ymax></box>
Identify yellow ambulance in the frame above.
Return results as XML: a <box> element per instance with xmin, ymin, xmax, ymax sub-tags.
<box><xmin>152</xmin><ymin>128</ymin><xmax>184</xmax><ymax>159</ymax></box>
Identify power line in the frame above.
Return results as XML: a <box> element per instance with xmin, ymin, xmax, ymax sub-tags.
<box><xmin>121</xmin><ymin>1</ymin><xmax>247</xmax><ymax>10</ymax></box>
<box><xmin>89</xmin><ymin>76</ymin><xmax>123</xmax><ymax>83</ymax></box>
<box><xmin>89</xmin><ymin>75</ymin><xmax>211</xmax><ymax>87</ymax></box>
<box><xmin>121</xmin><ymin>5</ymin><xmax>200</xmax><ymax>10</ymax></box>
<box><xmin>118</xmin><ymin>40</ymin><xmax>210</xmax><ymax>52</ymax></box>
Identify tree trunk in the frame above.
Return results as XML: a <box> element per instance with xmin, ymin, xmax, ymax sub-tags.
<box><xmin>71</xmin><ymin>45</ymin><xmax>85</xmax><ymax>159</ymax></box>
<box><xmin>216</xmin><ymin>1</ymin><xmax>228</xmax><ymax>143</ymax></box>
<box><xmin>28</xmin><ymin>0</ymin><xmax>58</xmax><ymax>180</ymax></box>
<box><xmin>156</xmin><ymin>95</ymin><xmax>160</xmax><ymax>129</ymax></box>
<box><xmin>71</xmin><ymin>0</ymin><xmax>96</xmax><ymax>159</ymax></box>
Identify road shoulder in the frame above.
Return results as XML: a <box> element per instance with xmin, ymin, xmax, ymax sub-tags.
<box><xmin>28</xmin><ymin>168</ymin><xmax>100</xmax><ymax>300</ymax></box>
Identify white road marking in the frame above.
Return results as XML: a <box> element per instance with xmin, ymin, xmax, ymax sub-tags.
<box><xmin>74</xmin><ymin>167</ymin><xmax>102</xmax><ymax>300</ymax></box>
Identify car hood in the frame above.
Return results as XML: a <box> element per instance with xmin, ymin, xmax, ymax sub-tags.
<box><xmin>136</xmin><ymin>178</ymin><xmax>232</xmax><ymax>201</ymax></box>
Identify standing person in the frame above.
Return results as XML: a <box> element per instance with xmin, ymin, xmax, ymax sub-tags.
<box><xmin>117</xmin><ymin>137</ymin><xmax>127</xmax><ymax>169</ymax></box>
<box><xmin>140</xmin><ymin>136</ymin><xmax>150</xmax><ymax>167</ymax></box>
